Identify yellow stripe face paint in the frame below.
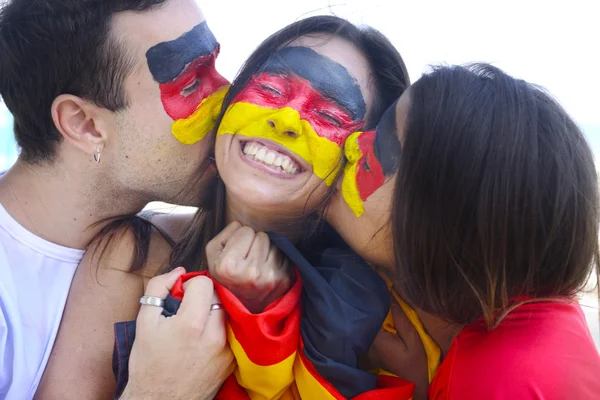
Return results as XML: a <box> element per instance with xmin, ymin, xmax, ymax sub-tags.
<box><xmin>341</xmin><ymin>131</ymin><xmax>366</xmax><ymax>216</ymax></box>
<box><xmin>218</xmin><ymin>102</ymin><xmax>346</xmax><ymax>186</ymax></box>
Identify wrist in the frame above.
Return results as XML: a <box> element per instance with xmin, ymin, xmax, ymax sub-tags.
<box><xmin>119</xmin><ymin>382</ymin><xmax>163</xmax><ymax>400</ymax></box>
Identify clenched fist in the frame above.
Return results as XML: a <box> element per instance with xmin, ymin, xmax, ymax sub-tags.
<box><xmin>206</xmin><ymin>221</ymin><xmax>294</xmax><ymax>313</ymax></box>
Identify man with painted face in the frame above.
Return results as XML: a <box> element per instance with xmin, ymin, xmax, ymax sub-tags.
<box><xmin>0</xmin><ymin>0</ymin><xmax>233</xmax><ymax>398</ymax></box>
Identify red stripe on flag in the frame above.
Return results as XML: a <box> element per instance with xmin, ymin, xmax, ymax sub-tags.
<box><xmin>215</xmin><ymin>375</ymin><xmax>250</xmax><ymax>400</ymax></box>
<box><xmin>171</xmin><ymin>270</ymin><xmax>302</xmax><ymax>366</ymax></box>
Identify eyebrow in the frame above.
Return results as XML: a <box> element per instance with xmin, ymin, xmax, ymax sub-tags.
<box><xmin>260</xmin><ymin>47</ymin><xmax>366</xmax><ymax>121</ymax></box>
<box><xmin>146</xmin><ymin>21</ymin><xmax>218</xmax><ymax>84</ymax></box>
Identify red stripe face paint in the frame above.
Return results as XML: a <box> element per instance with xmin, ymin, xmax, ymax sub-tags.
<box><xmin>343</xmin><ymin>101</ymin><xmax>401</xmax><ymax>216</ymax></box>
<box><xmin>233</xmin><ymin>72</ymin><xmax>363</xmax><ymax>145</ymax></box>
<box><xmin>355</xmin><ymin>130</ymin><xmax>386</xmax><ymax>201</ymax></box>
<box><xmin>158</xmin><ymin>46</ymin><xmax>228</xmax><ymax>120</ymax></box>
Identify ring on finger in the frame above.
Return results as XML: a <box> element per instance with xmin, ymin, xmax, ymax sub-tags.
<box><xmin>139</xmin><ymin>295</ymin><xmax>165</xmax><ymax>308</ymax></box>
<box><xmin>210</xmin><ymin>303</ymin><xmax>224</xmax><ymax>311</ymax></box>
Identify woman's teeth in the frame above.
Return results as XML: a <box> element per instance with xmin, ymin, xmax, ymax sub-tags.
<box><xmin>242</xmin><ymin>142</ymin><xmax>299</xmax><ymax>174</ymax></box>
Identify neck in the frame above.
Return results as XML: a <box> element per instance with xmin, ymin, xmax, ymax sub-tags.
<box><xmin>224</xmin><ymin>190</ymin><xmax>307</xmax><ymax>244</ymax></box>
<box><xmin>325</xmin><ymin>192</ymin><xmax>394</xmax><ymax>270</ymax></box>
<box><xmin>415</xmin><ymin>309</ymin><xmax>463</xmax><ymax>357</ymax></box>
<box><xmin>0</xmin><ymin>159</ymin><xmax>148</xmax><ymax>249</ymax></box>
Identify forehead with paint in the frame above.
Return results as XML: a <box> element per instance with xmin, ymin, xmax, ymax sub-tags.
<box><xmin>146</xmin><ymin>20</ymin><xmax>229</xmax><ymax>144</ymax></box>
<box><xmin>342</xmin><ymin>99</ymin><xmax>402</xmax><ymax>217</ymax></box>
<box><xmin>218</xmin><ymin>41</ymin><xmax>368</xmax><ymax>186</ymax></box>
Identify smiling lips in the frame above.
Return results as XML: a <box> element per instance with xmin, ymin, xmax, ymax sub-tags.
<box><xmin>242</xmin><ymin>141</ymin><xmax>301</xmax><ymax>175</ymax></box>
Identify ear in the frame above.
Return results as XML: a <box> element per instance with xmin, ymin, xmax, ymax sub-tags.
<box><xmin>51</xmin><ymin>94</ymin><xmax>110</xmax><ymax>157</ymax></box>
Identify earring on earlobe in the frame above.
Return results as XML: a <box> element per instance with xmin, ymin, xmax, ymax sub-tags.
<box><xmin>93</xmin><ymin>147</ymin><xmax>101</xmax><ymax>164</ymax></box>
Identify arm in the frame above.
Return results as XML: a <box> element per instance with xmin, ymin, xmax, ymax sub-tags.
<box><xmin>35</xmin><ymin>227</ymin><xmax>171</xmax><ymax>399</ymax></box>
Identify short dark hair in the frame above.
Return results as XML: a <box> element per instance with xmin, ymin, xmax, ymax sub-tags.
<box><xmin>169</xmin><ymin>15</ymin><xmax>410</xmax><ymax>273</ymax></box>
<box><xmin>392</xmin><ymin>63</ymin><xmax>600</xmax><ymax>328</ymax></box>
<box><xmin>0</xmin><ymin>0</ymin><xmax>167</xmax><ymax>163</ymax></box>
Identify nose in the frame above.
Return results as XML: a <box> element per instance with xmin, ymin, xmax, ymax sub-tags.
<box><xmin>267</xmin><ymin>108</ymin><xmax>302</xmax><ymax>138</ymax></box>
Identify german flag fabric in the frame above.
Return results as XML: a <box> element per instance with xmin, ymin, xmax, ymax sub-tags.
<box><xmin>113</xmin><ymin>231</ymin><xmax>438</xmax><ymax>399</ymax></box>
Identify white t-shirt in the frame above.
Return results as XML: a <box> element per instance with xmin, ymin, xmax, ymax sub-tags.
<box><xmin>0</xmin><ymin>202</ymin><xmax>84</xmax><ymax>399</ymax></box>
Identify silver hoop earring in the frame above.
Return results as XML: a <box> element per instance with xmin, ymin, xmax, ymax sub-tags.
<box><xmin>93</xmin><ymin>148</ymin><xmax>101</xmax><ymax>164</ymax></box>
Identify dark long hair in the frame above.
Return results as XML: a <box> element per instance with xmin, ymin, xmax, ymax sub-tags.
<box><xmin>168</xmin><ymin>15</ymin><xmax>410</xmax><ymax>272</ymax></box>
<box><xmin>392</xmin><ymin>63</ymin><xmax>600</xmax><ymax>329</ymax></box>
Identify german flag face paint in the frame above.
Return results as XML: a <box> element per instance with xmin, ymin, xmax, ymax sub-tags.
<box><xmin>146</xmin><ymin>21</ymin><xmax>229</xmax><ymax>144</ymax></box>
<box><xmin>342</xmin><ymin>100</ymin><xmax>401</xmax><ymax>217</ymax></box>
<box><xmin>218</xmin><ymin>47</ymin><xmax>365</xmax><ymax>186</ymax></box>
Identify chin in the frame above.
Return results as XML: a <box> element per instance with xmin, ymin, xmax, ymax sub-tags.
<box><xmin>226</xmin><ymin>179</ymin><xmax>291</xmax><ymax>207</ymax></box>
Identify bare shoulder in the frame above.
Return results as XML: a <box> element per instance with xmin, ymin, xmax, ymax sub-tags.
<box><xmin>89</xmin><ymin>220</ymin><xmax>175</xmax><ymax>280</ymax></box>
<box><xmin>35</xmin><ymin>223</ymin><xmax>173</xmax><ymax>399</ymax></box>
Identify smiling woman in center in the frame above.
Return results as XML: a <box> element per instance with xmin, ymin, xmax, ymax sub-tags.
<box><xmin>214</xmin><ymin>34</ymin><xmax>373</xmax><ymax>228</ymax></box>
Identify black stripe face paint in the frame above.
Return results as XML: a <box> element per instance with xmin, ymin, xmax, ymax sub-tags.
<box><xmin>146</xmin><ymin>21</ymin><xmax>218</xmax><ymax>84</ymax></box>
<box><xmin>260</xmin><ymin>47</ymin><xmax>366</xmax><ymax>122</ymax></box>
<box><xmin>373</xmin><ymin>100</ymin><xmax>401</xmax><ymax>176</ymax></box>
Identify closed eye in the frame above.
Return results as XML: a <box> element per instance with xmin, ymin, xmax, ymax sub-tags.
<box><xmin>363</xmin><ymin>159</ymin><xmax>371</xmax><ymax>172</ymax></box>
<box><xmin>181</xmin><ymin>79</ymin><xmax>200</xmax><ymax>97</ymax></box>
<box><xmin>317</xmin><ymin>111</ymin><xmax>342</xmax><ymax>127</ymax></box>
<box><xmin>259</xmin><ymin>84</ymin><xmax>283</xmax><ymax>96</ymax></box>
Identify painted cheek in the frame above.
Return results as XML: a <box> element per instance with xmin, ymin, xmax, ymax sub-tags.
<box><xmin>218</xmin><ymin>102</ymin><xmax>344</xmax><ymax>185</ymax></box>
<box><xmin>356</xmin><ymin>131</ymin><xmax>386</xmax><ymax>201</ymax></box>
<box><xmin>159</xmin><ymin>50</ymin><xmax>229</xmax><ymax>121</ymax></box>
<box><xmin>341</xmin><ymin>130</ymin><xmax>386</xmax><ymax>217</ymax></box>
<box><xmin>171</xmin><ymin>85</ymin><xmax>230</xmax><ymax>145</ymax></box>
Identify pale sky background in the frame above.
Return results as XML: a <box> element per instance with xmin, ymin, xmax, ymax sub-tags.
<box><xmin>1</xmin><ymin>0</ymin><xmax>599</xmax><ymax>169</ymax></box>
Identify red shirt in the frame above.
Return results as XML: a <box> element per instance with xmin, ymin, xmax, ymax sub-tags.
<box><xmin>429</xmin><ymin>299</ymin><xmax>600</xmax><ymax>399</ymax></box>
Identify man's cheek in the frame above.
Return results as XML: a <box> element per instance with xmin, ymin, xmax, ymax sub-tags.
<box><xmin>159</xmin><ymin>78</ymin><xmax>215</xmax><ymax>121</ymax></box>
<box><xmin>170</xmin><ymin>85</ymin><xmax>229</xmax><ymax>145</ymax></box>
<box><xmin>160</xmin><ymin>86</ymin><xmax>196</xmax><ymax>121</ymax></box>
<box><xmin>160</xmin><ymin>63</ymin><xmax>228</xmax><ymax>121</ymax></box>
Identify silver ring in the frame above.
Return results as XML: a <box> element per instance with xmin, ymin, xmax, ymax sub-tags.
<box><xmin>210</xmin><ymin>303</ymin><xmax>224</xmax><ymax>311</ymax></box>
<box><xmin>140</xmin><ymin>296</ymin><xmax>165</xmax><ymax>308</ymax></box>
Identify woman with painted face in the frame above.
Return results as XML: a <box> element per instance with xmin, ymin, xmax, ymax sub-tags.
<box><xmin>328</xmin><ymin>63</ymin><xmax>600</xmax><ymax>398</ymax></box>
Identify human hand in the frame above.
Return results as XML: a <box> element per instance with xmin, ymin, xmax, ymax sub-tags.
<box><xmin>206</xmin><ymin>221</ymin><xmax>293</xmax><ymax>313</ymax></box>
<box><xmin>121</xmin><ymin>268</ymin><xmax>234</xmax><ymax>400</ymax></box>
<box><xmin>365</xmin><ymin>299</ymin><xmax>429</xmax><ymax>400</ymax></box>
